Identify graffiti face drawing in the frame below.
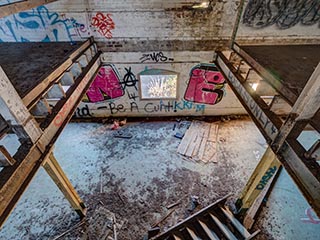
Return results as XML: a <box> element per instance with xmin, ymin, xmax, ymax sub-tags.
<box><xmin>184</xmin><ymin>64</ymin><xmax>225</xmax><ymax>105</ymax></box>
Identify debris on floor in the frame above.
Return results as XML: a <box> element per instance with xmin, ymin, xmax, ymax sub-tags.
<box><xmin>177</xmin><ymin>121</ymin><xmax>219</xmax><ymax>163</ymax></box>
<box><xmin>113</xmin><ymin>129</ymin><xmax>133</xmax><ymax>139</ymax></box>
<box><xmin>173</xmin><ymin>121</ymin><xmax>191</xmax><ymax>139</ymax></box>
<box><xmin>1</xmin><ymin>119</ymin><xmax>271</xmax><ymax>240</ymax></box>
<box><xmin>111</xmin><ymin>120</ymin><xmax>120</xmax><ymax>130</ymax></box>
<box><xmin>88</xmin><ymin>206</ymin><xmax>123</xmax><ymax>240</ymax></box>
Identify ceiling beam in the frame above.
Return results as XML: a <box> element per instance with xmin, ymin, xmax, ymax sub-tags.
<box><xmin>0</xmin><ymin>0</ymin><xmax>58</xmax><ymax>18</ymax></box>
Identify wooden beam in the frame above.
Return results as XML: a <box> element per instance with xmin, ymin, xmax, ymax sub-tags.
<box><xmin>42</xmin><ymin>153</ymin><xmax>86</xmax><ymax>217</ymax></box>
<box><xmin>0</xmin><ymin>146</ymin><xmax>16</xmax><ymax>166</ymax></box>
<box><xmin>216</xmin><ymin>52</ymin><xmax>320</xmax><ymax>217</ymax></box>
<box><xmin>0</xmin><ymin>0</ymin><xmax>58</xmax><ymax>18</ymax></box>
<box><xmin>0</xmin><ymin>48</ymin><xmax>101</xmax><ymax>228</ymax></box>
<box><xmin>235</xmin><ymin>147</ymin><xmax>281</xmax><ymax>216</ymax></box>
<box><xmin>0</xmin><ymin>66</ymin><xmax>42</xmax><ymax>143</ymax></box>
<box><xmin>233</xmin><ymin>43</ymin><xmax>297</xmax><ymax>105</ymax></box>
<box><xmin>272</xmin><ymin>63</ymin><xmax>320</xmax><ymax>152</ymax></box>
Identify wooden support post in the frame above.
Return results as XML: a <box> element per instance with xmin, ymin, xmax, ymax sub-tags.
<box><xmin>235</xmin><ymin>147</ymin><xmax>281</xmax><ymax>218</ymax></box>
<box><xmin>42</xmin><ymin>153</ymin><xmax>86</xmax><ymax>218</ymax></box>
<box><xmin>0</xmin><ymin>67</ymin><xmax>42</xmax><ymax>143</ymax></box>
<box><xmin>272</xmin><ymin>63</ymin><xmax>320</xmax><ymax>151</ymax></box>
<box><xmin>217</xmin><ymin>51</ymin><xmax>320</xmax><ymax>217</ymax></box>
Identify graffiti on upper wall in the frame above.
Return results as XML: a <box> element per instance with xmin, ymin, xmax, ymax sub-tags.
<box><xmin>184</xmin><ymin>64</ymin><xmax>225</xmax><ymax>105</ymax></box>
<box><xmin>0</xmin><ymin>6</ymin><xmax>77</xmax><ymax>42</ymax></box>
<box><xmin>140</xmin><ymin>52</ymin><xmax>174</xmax><ymax>63</ymax></box>
<box><xmin>77</xmin><ymin>63</ymin><xmax>215</xmax><ymax>116</ymax></box>
<box><xmin>301</xmin><ymin>207</ymin><xmax>320</xmax><ymax>224</ymax></box>
<box><xmin>243</xmin><ymin>0</ymin><xmax>320</xmax><ymax>29</ymax></box>
<box><xmin>84</xmin><ymin>64</ymin><xmax>124</xmax><ymax>103</ymax></box>
<box><xmin>91</xmin><ymin>12</ymin><xmax>115</xmax><ymax>39</ymax></box>
<box><xmin>60</xmin><ymin>14</ymin><xmax>90</xmax><ymax>38</ymax></box>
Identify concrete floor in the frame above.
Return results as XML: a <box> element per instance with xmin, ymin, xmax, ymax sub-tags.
<box><xmin>0</xmin><ymin>118</ymin><xmax>319</xmax><ymax>239</ymax></box>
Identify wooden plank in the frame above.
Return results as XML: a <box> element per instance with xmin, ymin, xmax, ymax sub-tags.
<box><xmin>192</xmin><ymin>129</ymin><xmax>204</xmax><ymax>158</ymax></box>
<box><xmin>243</xmin><ymin>166</ymin><xmax>281</xmax><ymax>231</ymax></box>
<box><xmin>209</xmin><ymin>213</ymin><xmax>237</xmax><ymax>240</ymax></box>
<box><xmin>42</xmin><ymin>153</ymin><xmax>86</xmax><ymax>217</ymax></box>
<box><xmin>186</xmin><ymin>227</ymin><xmax>200</xmax><ymax>240</ymax></box>
<box><xmin>177</xmin><ymin>127</ymin><xmax>193</xmax><ymax>155</ymax></box>
<box><xmin>0</xmin><ymin>66</ymin><xmax>42</xmax><ymax>143</ymax></box>
<box><xmin>0</xmin><ymin>146</ymin><xmax>16</xmax><ymax>166</ymax></box>
<box><xmin>152</xmin><ymin>194</ymin><xmax>231</xmax><ymax>240</ymax></box>
<box><xmin>203</xmin><ymin>123</ymin><xmax>219</xmax><ymax>163</ymax></box>
<box><xmin>198</xmin><ymin>220</ymin><xmax>219</xmax><ymax>240</ymax></box>
<box><xmin>197</xmin><ymin>123</ymin><xmax>210</xmax><ymax>160</ymax></box>
<box><xmin>173</xmin><ymin>235</ymin><xmax>182</xmax><ymax>240</ymax></box>
<box><xmin>177</xmin><ymin>121</ymin><xmax>198</xmax><ymax>156</ymax></box>
<box><xmin>217</xmin><ymin>52</ymin><xmax>320</xmax><ymax>217</ymax></box>
<box><xmin>185</xmin><ymin>126</ymin><xmax>199</xmax><ymax>157</ymax></box>
<box><xmin>0</xmin><ymin>49</ymin><xmax>101</xmax><ymax>228</ymax></box>
<box><xmin>220</xmin><ymin>207</ymin><xmax>253</xmax><ymax>239</ymax></box>
<box><xmin>208</xmin><ymin>123</ymin><xmax>219</xmax><ymax>142</ymax></box>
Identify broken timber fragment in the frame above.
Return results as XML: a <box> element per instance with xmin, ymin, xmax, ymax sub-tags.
<box><xmin>151</xmin><ymin>208</ymin><xmax>176</xmax><ymax>228</ymax></box>
<box><xmin>166</xmin><ymin>200</ymin><xmax>182</xmax><ymax>209</ymax></box>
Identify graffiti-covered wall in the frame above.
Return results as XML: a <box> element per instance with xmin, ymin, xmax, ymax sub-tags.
<box><xmin>237</xmin><ymin>0</ymin><xmax>320</xmax><ymax>45</ymax></box>
<box><xmin>1</xmin><ymin>0</ymin><xmax>319</xmax><ymax>47</ymax></box>
<box><xmin>0</xmin><ymin>0</ymin><xmax>237</xmax><ymax>51</ymax></box>
<box><xmin>73</xmin><ymin>51</ymin><xmax>246</xmax><ymax>118</ymax></box>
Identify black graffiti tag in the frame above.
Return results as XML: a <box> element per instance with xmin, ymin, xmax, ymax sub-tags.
<box><xmin>140</xmin><ymin>51</ymin><xmax>174</xmax><ymax>63</ymax></box>
<box><xmin>121</xmin><ymin>67</ymin><xmax>138</xmax><ymax>90</ymax></box>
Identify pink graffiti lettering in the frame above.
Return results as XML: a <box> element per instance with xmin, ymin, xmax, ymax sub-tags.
<box><xmin>85</xmin><ymin>65</ymin><xmax>124</xmax><ymax>103</ymax></box>
<box><xmin>184</xmin><ymin>64</ymin><xmax>225</xmax><ymax>105</ymax></box>
<box><xmin>301</xmin><ymin>207</ymin><xmax>320</xmax><ymax>224</ymax></box>
<box><xmin>91</xmin><ymin>12</ymin><xmax>115</xmax><ymax>39</ymax></box>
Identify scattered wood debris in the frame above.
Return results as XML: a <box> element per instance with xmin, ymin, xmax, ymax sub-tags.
<box><xmin>88</xmin><ymin>206</ymin><xmax>124</xmax><ymax>240</ymax></box>
<box><xmin>177</xmin><ymin>121</ymin><xmax>219</xmax><ymax>163</ymax></box>
<box><xmin>53</xmin><ymin>219</ymin><xmax>86</xmax><ymax>240</ymax></box>
<box><xmin>166</xmin><ymin>200</ymin><xmax>182</xmax><ymax>209</ymax></box>
<box><xmin>151</xmin><ymin>209</ymin><xmax>176</xmax><ymax>228</ymax></box>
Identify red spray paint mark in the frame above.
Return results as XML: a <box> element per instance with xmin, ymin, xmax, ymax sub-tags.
<box><xmin>184</xmin><ymin>64</ymin><xmax>225</xmax><ymax>105</ymax></box>
<box><xmin>91</xmin><ymin>12</ymin><xmax>115</xmax><ymax>39</ymax></box>
<box><xmin>85</xmin><ymin>65</ymin><xmax>124</xmax><ymax>103</ymax></box>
